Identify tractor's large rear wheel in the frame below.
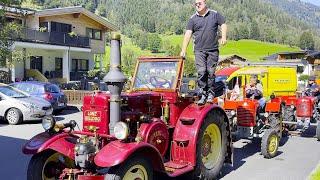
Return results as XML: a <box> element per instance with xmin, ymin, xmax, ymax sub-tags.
<box><xmin>193</xmin><ymin>110</ymin><xmax>227</xmax><ymax>179</ymax></box>
<box><xmin>105</xmin><ymin>156</ymin><xmax>153</xmax><ymax>180</ymax></box>
<box><xmin>27</xmin><ymin>150</ymin><xmax>74</xmax><ymax>180</ymax></box>
<box><xmin>261</xmin><ymin>129</ymin><xmax>280</xmax><ymax>159</ymax></box>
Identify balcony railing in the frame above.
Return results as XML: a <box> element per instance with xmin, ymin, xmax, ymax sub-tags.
<box><xmin>16</xmin><ymin>28</ymin><xmax>90</xmax><ymax>48</ymax></box>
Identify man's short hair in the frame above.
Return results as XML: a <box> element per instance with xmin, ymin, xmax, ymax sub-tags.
<box><xmin>309</xmin><ymin>76</ymin><xmax>316</xmax><ymax>81</ymax></box>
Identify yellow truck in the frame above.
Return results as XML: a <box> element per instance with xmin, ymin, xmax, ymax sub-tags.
<box><xmin>226</xmin><ymin>66</ymin><xmax>297</xmax><ymax>99</ymax></box>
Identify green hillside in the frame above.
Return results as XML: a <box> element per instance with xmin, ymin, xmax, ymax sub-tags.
<box><xmin>162</xmin><ymin>35</ymin><xmax>300</xmax><ymax>61</ymax></box>
<box><xmin>101</xmin><ymin>35</ymin><xmax>300</xmax><ymax>76</ymax></box>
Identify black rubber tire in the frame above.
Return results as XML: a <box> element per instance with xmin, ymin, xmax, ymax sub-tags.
<box><xmin>283</xmin><ymin>107</ymin><xmax>296</xmax><ymax>131</ymax></box>
<box><xmin>106</xmin><ymin>156</ymin><xmax>153</xmax><ymax>180</ymax></box>
<box><xmin>316</xmin><ymin>122</ymin><xmax>320</xmax><ymax>141</ymax></box>
<box><xmin>192</xmin><ymin>110</ymin><xmax>228</xmax><ymax>179</ymax></box>
<box><xmin>27</xmin><ymin>150</ymin><xmax>73</xmax><ymax>180</ymax></box>
<box><xmin>261</xmin><ymin>129</ymin><xmax>279</xmax><ymax>159</ymax></box>
<box><xmin>6</xmin><ymin>108</ymin><xmax>23</xmax><ymax>125</ymax></box>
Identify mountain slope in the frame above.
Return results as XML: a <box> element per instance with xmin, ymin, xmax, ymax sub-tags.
<box><xmin>263</xmin><ymin>0</ymin><xmax>320</xmax><ymax>28</ymax></box>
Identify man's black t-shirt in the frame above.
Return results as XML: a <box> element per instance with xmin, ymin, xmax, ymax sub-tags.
<box><xmin>187</xmin><ymin>9</ymin><xmax>225</xmax><ymax>51</ymax></box>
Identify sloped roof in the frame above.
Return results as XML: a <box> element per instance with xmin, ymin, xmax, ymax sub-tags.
<box><xmin>216</xmin><ymin>67</ymin><xmax>240</xmax><ymax>76</ymax></box>
<box><xmin>34</xmin><ymin>6</ymin><xmax>117</xmax><ymax>31</ymax></box>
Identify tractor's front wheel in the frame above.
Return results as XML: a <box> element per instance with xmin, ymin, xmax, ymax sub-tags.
<box><xmin>27</xmin><ymin>150</ymin><xmax>74</xmax><ymax>180</ymax></box>
<box><xmin>193</xmin><ymin>110</ymin><xmax>227</xmax><ymax>179</ymax></box>
<box><xmin>105</xmin><ymin>156</ymin><xmax>153</xmax><ymax>180</ymax></box>
<box><xmin>261</xmin><ymin>129</ymin><xmax>280</xmax><ymax>159</ymax></box>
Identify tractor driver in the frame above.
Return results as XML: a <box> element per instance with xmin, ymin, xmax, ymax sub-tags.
<box><xmin>245</xmin><ymin>75</ymin><xmax>266</xmax><ymax>108</ymax></box>
<box><xmin>306</xmin><ymin>76</ymin><xmax>320</xmax><ymax>100</ymax></box>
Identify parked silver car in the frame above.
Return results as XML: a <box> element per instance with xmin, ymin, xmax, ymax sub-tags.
<box><xmin>0</xmin><ymin>83</ymin><xmax>53</xmax><ymax>125</ymax></box>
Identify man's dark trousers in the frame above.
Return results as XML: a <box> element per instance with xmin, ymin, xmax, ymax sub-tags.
<box><xmin>195</xmin><ymin>50</ymin><xmax>219</xmax><ymax>94</ymax></box>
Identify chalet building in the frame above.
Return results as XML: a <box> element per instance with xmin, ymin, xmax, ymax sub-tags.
<box><xmin>1</xmin><ymin>5</ymin><xmax>117</xmax><ymax>82</ymax></box>
<box><xmin>217</xmin><ymin>54</ymin><xmax>247</xmax><ymax>70</ymax></box>
<box><xmin>262</xmin><ymin>51</ymin><xmax>320</xmax><ymax>75</ymax></box>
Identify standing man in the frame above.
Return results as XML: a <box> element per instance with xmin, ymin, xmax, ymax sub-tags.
<box><xmin>180</xmin><ymin>0</ymin><xmax>227</xmax><ymax>105</ymax></box>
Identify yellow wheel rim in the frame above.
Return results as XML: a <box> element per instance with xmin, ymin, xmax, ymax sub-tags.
<box><xmin>123</xmin><ymin>164</ymin><xmax>148</xmax><ymax>180</ymax></box>
<box><xmin>201</xmin><ymin>123</ymin><xmax>222</xmax><ymax>169</ymax></box>
<box><xmin>268</xmin><ymin>135</ymin><xmax>279</xmax><ymax>155</ymax></box>
<box><xmin>42</xmin><ymin>153</ymin><xmax>74</xmax><ymax>180</ymax></box>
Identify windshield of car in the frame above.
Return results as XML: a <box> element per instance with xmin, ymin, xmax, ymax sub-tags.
<box><xmin>45</xmin><ymin>84</ymin><xmax>60</xmax><ymax>93</ymax></box>
<box><xmin>11</xmin><ymin>83</ymin><xmax>45</xmax><ymax>94</ymax></box>
<box><xmin>132</xmin><ymin>61</ymin><xmax>179</xmax><ymax>90</ymax></box>
<box><xmin>215</xmin><ymin>76</ymin><xmax>227</xmax><ymax>83</ymax></box>
<box><xmin>0</xmin><ymin>86</ymin><xmax>28</xmax><ymax>98</ymax></box>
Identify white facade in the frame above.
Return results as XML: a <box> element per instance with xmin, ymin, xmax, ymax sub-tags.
<box><xmin>12</xmin><ymin>42</ymin><xmax>94</xmax><ymax>82</ymax></box>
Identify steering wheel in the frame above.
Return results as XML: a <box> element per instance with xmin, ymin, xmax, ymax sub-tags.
<box><xmin>304</xmin><ymin>88</ymin><xmax>313</xmax><ymax>96</ymax></box>
<box><xmin>149</xmin><ymin>76</ymin><xmax>171</xmax><ymax>88</ymax></box>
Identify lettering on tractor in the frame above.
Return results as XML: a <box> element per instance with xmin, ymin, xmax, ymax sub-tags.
<box><xmin>23</xmin><ymin>33</ymin><xmax>233</xmax><ymax>180</ymax></box>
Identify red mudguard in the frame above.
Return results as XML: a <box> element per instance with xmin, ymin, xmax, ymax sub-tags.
<box><xmin>172</xmin><ymin>104</ymin><xmax>232</xmax><ymax>166</ymax></box>
<box><xmin>94</xmin><ymin>141</ymin><xmax>165</xmax><ymax>171</ymax></box>
<box><xmin>22</xmin><ymin>132</ymin><xmax>77</xmax><ymax>159</ymax></box>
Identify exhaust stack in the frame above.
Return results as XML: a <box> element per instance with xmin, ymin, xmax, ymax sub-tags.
<box><xmin>103</xmin><ymin>33</ymin><xmax>127</xmax><ymax>135</ymax></box>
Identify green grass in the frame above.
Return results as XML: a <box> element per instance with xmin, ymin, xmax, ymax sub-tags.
<box><xmin>100</xmin><ymin>34</ymin><xmax>301</xmax><ymax>69</ymax></box>
<box><xmin>161</xmin><ymin>35</ymin><xmax>300</xmax><ymax>61</ymax></box>
<box><xmin>310</xmin><ymin>164</ymin><xmax>320</xmax><ymax>180</ymax></box>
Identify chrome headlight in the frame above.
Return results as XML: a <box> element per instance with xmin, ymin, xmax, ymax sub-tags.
<box><xmin>114</xmin><ymin>122</ymin><xmax>129</xmax><ymax>140</ymax></box>
<box><xmin>290</xmin><ymin>105</ymin><xmax>295</xmax><ymax>109</ymax></box>
<box><xmin>264</xmin><ymin>112</ymin><xmax>269</xmax><ymax>118</ymax></box>
<box><xmin>231</xmin><ymin>110</ymin><xmax>236</xmax><ymax>116</ymax></box>
<box><xmin>42</xmin><ymin>116</ymin><xmax>56</xmax><ymax>131</ymax></box>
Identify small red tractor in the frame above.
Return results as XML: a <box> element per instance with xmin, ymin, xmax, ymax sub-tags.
<box><xmin>23</xmin><ymin>34</ymin><xmax>232</xmax><ymax>180</ymax></box>
<box><xmin>223</xmin><ymin>73</ymin><xmax>283</xmax><ymax>159</ymax></box>
<box><xmin>277</xmin><ymin>90</ymin><xmax>320</xmax><ymax>140</ymax></box>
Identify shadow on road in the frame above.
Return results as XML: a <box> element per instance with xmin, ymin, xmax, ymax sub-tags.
<box><xmin>0</xmin><ymin>135</ymin><xmax>30</xmax><ymax>180</ymax></box>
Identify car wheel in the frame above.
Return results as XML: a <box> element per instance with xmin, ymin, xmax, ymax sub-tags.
<box><xmin>6</xmin><ymin>108</ymin><xmax>23</xmax><ymax>125</ymax></box>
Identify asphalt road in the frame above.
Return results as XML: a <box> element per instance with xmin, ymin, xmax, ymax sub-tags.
<box><xmin>0</xmin><ymin>107</ymin><xmax>319</xmax><ymax>180</ymax></box>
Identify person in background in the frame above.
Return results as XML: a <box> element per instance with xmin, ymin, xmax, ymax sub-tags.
<box><xmin>305</xmin><ymin>76</ymin><xmax>320</xmax><ymax>100</ymax></box>
<box><xmin>180</xmin><ymin>0</ymin><xmax>227</xmax><ymax>105</ymax></box>
<box><xmin>245</xmin><ymin>75</ymin><xmax>265</xmax><ymax>108</ymax></box>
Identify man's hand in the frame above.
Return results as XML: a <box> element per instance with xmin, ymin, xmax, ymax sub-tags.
<box><xmin>180</xmin><ymin>51</ymin><xmax>186</xmax><ymax>59</ymax></box>
<box><xmin>220</xmin><ymin>38</ymin><xmax>227</xmax><ymax>46</ymax></box>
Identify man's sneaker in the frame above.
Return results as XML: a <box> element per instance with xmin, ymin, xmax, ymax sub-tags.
<box><xmin>207</xmin><ymin>91</ymin><xmax>215</xmax><ymax>103</ymax></box>
<box><xmin>197</xmin><ymin>94</ymin><xmax>207</xmax><ymax>105</ymax></box>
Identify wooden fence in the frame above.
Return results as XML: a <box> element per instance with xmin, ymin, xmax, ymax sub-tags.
<box><xmin>64</xmin><ymin>90</ymin><xmax>94</xmax><ymax>105</ymax></box>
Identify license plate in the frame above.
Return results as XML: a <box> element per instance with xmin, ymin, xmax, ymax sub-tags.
<box><xmin>58</xmin><ymin>103</ymin><xmax>65</xmax><ymax>107</ymax></box>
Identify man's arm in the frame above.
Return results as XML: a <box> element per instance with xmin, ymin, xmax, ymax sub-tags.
<box><xmin>180</xmin><ymin>30</ymin><xmax>193</xmax><ymax>58</ymax></box>
<box><xmin>220</xmin><ymin>23</ymin><xmax>227</xmax><ymax>45</ymax></box>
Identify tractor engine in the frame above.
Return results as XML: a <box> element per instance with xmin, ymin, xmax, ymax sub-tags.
<box><xmin>81</xmin><ymin>33</ymin><xmax>169</xmax><ymax>157</ymax></box>
<box><xmin>74</xmin><ymin>135</ymin><xmax>97</xmax><ymax>169</ymax></box>
<box><xmin>296</xmin><ymin>97</ymin><xmax>313</xmax><ymax>118</ymax></box>
<box><xmin>236</xmin><ymin>100</ymin><xmax>259</xmax><ymax>138</ymax></box>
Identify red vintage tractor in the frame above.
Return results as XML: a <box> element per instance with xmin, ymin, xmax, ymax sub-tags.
<box><xmin>224</xmin><ymin>74</ymin><xmax>283</xmax><ymax>159</ymax></box>
<box><xmin>279</xmin><ymin>89</ymin><xmax>320</xmax><ymax>140</ymax></box>
<box><xmin>23</xmin><ymin>34</ymin><xmax>232</xmax><ymax>180</ymax></box>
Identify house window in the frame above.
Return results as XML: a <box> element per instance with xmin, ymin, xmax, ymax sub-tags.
<box><xmin>72</xmin><ymin>59</ymin><xmax>89</xmax><ymax>72</ymax></box>
<box><xmin>51</xmin><ymin>21</ymin><xmax>72</xmax><ymax>33</ymax></box>
<box><xmin>55</xmin><ymin>58</ymin><xmax>62</xmax><ymax>70</ymax></box>
<box><xmin>39</xmin><ymin>22</ymin><xmax>49</xmax><ymax>32</ymax></box>
<box><xmin>86</xmin><ymin>28</ymin><xmax>102</xmax><ymax>40</ymax></box>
